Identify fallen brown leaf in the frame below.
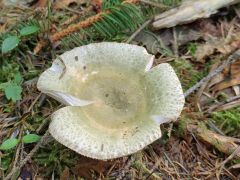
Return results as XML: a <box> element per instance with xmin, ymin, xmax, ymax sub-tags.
<box><xmin>72</xmin><ymin>156</ymin><xmax>114</xmax><ymax>178</ymax></box>
<box><xmin>60</xmin><ymin>167</ymin><xmax>70</xmax><ymax>180</ymax></box>
<box><xmin>188</xmin><ymin>124</ymin><xmax>240</xmax><ymax>158</ymax></box>
<box><xmin>211</xmin><ymin>77</ymin><xmax>240</xmax><ymax>92</ymax></box>
<box><xmin>210</xmin><ymin>59</ymin><xmax>240</xmax><ymax>93</ymax></box>
<box><xmin>32</xmin><ymin>0</ymin><xmax>48</xmax><ymax>8</ymax></box>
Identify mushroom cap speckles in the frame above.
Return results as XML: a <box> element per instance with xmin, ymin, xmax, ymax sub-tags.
<box><xmin>50</xmin><ymin>106</ymin><xmax>161</xmax><ymax>160</ymax></box>
<box><xmin>144</xmin><ymin>63</ymin><xmax>185</xmax><ymax>124</ymax></box>
<box><xmin>37</xmin><ymin>42</ymin><xmax>185</xmax><ymax>160</ymax></box>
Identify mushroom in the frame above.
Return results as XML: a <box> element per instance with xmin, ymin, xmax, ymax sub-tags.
<box><xmin>37</xmin><ymin>42</ymin><xmax>185</xmax><ymax>160</ymax></box>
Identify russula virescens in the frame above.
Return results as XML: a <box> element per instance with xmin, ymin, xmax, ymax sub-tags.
<box><xmin>37</xmin><ymin>42</ymin><xmax>185</xmax><ymax>160</ymax></box>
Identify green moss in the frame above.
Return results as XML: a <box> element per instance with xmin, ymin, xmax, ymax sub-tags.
<box><xmin>187</xmin><ymin>43</ymin><xmax>198</xmax><ymax>56</ymax></box>
<box><xmin>170</xmin><ymin>59</ymin><xmax>211</xmax><ymax>91</ymax></box>
<box><xmin>211</xmin><ymin>107</ymin><xmax>240</xmax><ymax>137</ymax></box>
<box><xmin>34</xmin><ymin>141</ymin><xmax>79</xmax><ymax>177</ymax></box>
<box><xmin>175</xmin><ymin>117</ymin><xmax>191</xmax><ymax>137</ymax></box>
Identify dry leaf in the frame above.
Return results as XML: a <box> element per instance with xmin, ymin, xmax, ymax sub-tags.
<box><xmin>32</xmin><ymin>0</ymin><xmax>48</xmax><ymax>8</ymax></box>
<box><xmin>195</xmin><ymin>29</ymin><xmax>240</xmax><ymax>61</ymax></box>
<box><xmin>91</xmin><ymin>0</ymin><xmax>102</xmax><ymax>12</ymax></box>
<box><xmin>199</xmin><ymin>58</ymin><xmax>240</xmax><ymax>112</ymax></box>
<box><xmin>211</xmin><ymin>77</ymin><xmax>240</xmax><ymax>92</ymax></box>
<box><xmin>72</xmin><ymin>156</ymin><xmax>114</xmax><ymax>178</ymax></box>
<box><xmin>134</xmin><ymin>26</ymin><xmax>202</xmax><ymax>55</ymax></box>
<box><xmin>211</xmin><ymin>59</ymin><xmax>240</xmax><ymax>92</ymax></box>
<box><xmin>60</xmin><ymin>167</ymin><xmax>70</xmax><ymax>180</ymax></box>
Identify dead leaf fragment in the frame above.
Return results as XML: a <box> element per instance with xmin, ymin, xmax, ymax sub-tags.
<box><xmin>60</xmin><ymin>167</ymin><xmax>70</xmax><ymax>180</ymax></box>
<box><xmin>72</xmin><ymin>156</ymin><xmax>114</xmax><ymax>178</ymax></box>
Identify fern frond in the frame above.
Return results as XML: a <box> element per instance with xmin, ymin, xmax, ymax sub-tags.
<box><xmin>35</xmin><ymin>0</ymin><xmax>161</xmax><ymax>52</ymax></box>
<box><xmin>94</xmin><ymin>1</ymin><xmax>144</xmax><ymax>37</ymax></box>
<box><xmin>102</xmin><ymin>0</ymin><xmax>122</xmax><ymax>10</ymax></box>
<box><xmin>54</xmin><ymin>0</ymin><xmax>145</xmax><ymax>51</ymax></box>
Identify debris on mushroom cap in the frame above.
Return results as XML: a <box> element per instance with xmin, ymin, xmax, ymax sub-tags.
<box><xmin>37</xmin><ymin>42</ymin><xmax>185</xmax><ymax>160</ymax></box>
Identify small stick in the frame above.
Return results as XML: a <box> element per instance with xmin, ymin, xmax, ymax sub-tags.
<box><xmin>172</xmin><ymin>27</ymin><xmax>179</xmax><ymax>58</ymax></box>
<box><xmin>126</xmin><ymin>19</ymin><xmax>152</xmax><ymax>43</ymax></box>
<box><xmin>184</xmin><ymin>49</ymin><xmax>240</xmax><ymax>98</ymax></box>
<box><xmin>27</xmin><ymin>93</ymin><xmax>42</xmax><ymax>113</ymax></box>
<box><xmin>4</xmin><ymin>130</ymin><xmax>50</xmax><ymax>180</ymax></box>
<box><xmin>61</xmin><ymin>6</ymin><xmax>93</xmax><ymax>26</ymax></box>
<box><xmin>206</xmin><ymin>146</ymin><xmax>240</xmax><ymax>179</ymax></box>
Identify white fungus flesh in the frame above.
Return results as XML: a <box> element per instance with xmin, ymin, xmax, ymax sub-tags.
<box><xmin>37</xmin><ymin>42</ymin><xmax>185</xmax><ymax>160</ymax></box>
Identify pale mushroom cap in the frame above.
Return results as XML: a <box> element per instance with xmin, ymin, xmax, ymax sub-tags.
<box><xmin>37</xmin><ymin>42</ymin><xmax>185</xmax><ymax>160</ymax></box>
<box><xmin>50</xmin><ymin>106</ymin><xmax>161</xmax><ymax>159</ymax></box>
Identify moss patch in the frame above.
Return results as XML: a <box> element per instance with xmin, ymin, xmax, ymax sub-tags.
<box><xmin>211</xmin><ymin>107</ymin><xmax>240</xmax><ymax>137</ymax></box>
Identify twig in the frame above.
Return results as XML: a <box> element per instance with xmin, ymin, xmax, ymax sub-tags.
<box><xmin>27</xmin><ymin>93</ymin><xmax>42</xmax><ymax>113</ymax></box>
<box><xmin>163</xmin><ymin>152</ymin><xmax>180</xmax><ymax>179</ymax></box>
<box><xmin>207</xmin><ymin>121</ymin><xmax>225</xmax><ymax>136</ymax></box>
<box><xmin>12</xmin><ymin>129</ymin><xmax>23</xmax><ymax>168</ymax></box>
<box><xmin>184</xmin><ymin>49</ymin><xmax>240</xmax><ymax>98</ymax></box>
<box><xmin>61</xmin><ymin>6</ymin><xmax>93</xmax><ymax>26</ymax></box>
<box><xmin>126</xmin><ymin>19</ymin><xmax>152</xmax><ymax>43</ymax></box>
<box><xmin>217</xmin><ymin>145</ymin><xmax>240</xmax><ymax>168</ymax></box>
<box><xmin>172</xmin><ymin>27</ymin><xmax>179</xmax><ymax>58</ymax></box>
<box><xmin>145</xmin><ymin>160</ymin><xmax>161</xmax><ymax>179</ymax></box>
<box><xmin>0</xmin><ymin>117</ymin><xmax>19</xmax><ymax>122</ymax></box>
<box><xmin>206</xmin><ymin>95</ymin><xmax>240</xmax><ymax>113</ymax></box>
<box><xmin>206</xmin><ymin>146</ymin><xmax>240</xmax><ymax>179</ymax></box>
<box><xmin>116</xmin><ymin>156</ymin><xmax>135</xmax><ymax>180</ymax></box>
<box><xmin>4</xmin><ymin>130</ymin><xmax>50</xmax><ymax>180</ymax></box>
<box><xmin>36</xmin><ymin>117</ymin><xmax>50</xmax><ymax>134</ymax></box>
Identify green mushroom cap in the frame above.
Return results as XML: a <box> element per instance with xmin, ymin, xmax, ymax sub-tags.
<box><xmin>37</xmin><ymin>42</ymin><xmax>185</xmax><ymax>160</ymax></box>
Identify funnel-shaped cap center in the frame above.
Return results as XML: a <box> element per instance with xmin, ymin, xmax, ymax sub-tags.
<box><xmin>75</xmin><ymin>65</ymin><xmax>149</xmax><ymax>129</ymax></box>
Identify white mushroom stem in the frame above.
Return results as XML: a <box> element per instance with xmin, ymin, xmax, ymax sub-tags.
<box><xmin>152</xmin><ymin>0</ymin><xmax>240</xmax><ymax>30</ymax></box>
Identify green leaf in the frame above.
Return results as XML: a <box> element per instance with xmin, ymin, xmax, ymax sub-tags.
<box><xmin>13</xmin><ymin>72</ymin><xmax>23</xmax><ymax>84</ymax></box>
<box><xmin>22</xmin><ymin>134</ymin><xmax>41</xmax><ymax>144</ymax></box>
<box><xmin>1</xmin><ymin>36</ymin><xmax>20</xmax><ymax>54</ymax></box>
<box><xmin>0</xmin><ymin>138</ymin><xmax>19</xmax><ymax>150</ymax></box>
<box><xmin>4</xmin><ymin>83</ymin><xmax>22</xmax><ymax>102</ymax></box>
<box><xmin>20</xmin><ymin>25</ymin><xmax>39</xmax><ymax>36</ymax></box>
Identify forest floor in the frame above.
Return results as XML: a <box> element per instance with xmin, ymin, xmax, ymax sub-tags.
<box><xmin>0</xmin><ymin>0</ymin><xmax>240</xmax><ymax>179</ymax></box>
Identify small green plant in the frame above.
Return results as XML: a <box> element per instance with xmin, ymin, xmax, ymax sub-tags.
<box><xmin>22</xmin><ymin>134</ymin><xmax>41</xmax><ymax>143</ymax></box>
<box><xmin>211</xmin><ymin>107</ymin><xmax>240</xmax><ymax>137</ymax></box>
<box><xmin>1</xmin><ymin>36</ymin><xmax>20</xmax><ymax>54</ymax></box>
<box><xmin>0</xmin><ymin>134</ymin><xmax>41</xmax><ymax>150</ymax></box>
<box><xmin>0</xmin><ymin>72</ymin><xmax>23</xmax><ymax>102</ymax></box>
<box><xmin>19</xmin><ymin>25</ymin><xmax>39</xmax><ymax>36</ymax></box>
<box><xmin>170</xmin><ymin>59</ymin><xmax>210</xmax><ymax>90</ymax></box>
<box><xmin>187</xmin><ymin>43</ymin><xmax>198</xmax><ymax>56</ymax></box>
<box><xmin>0</xmin><ymin>138</ymin><xmax>19</xmax><ymax>150</ymax></box>
<box><xmin>1</xmin><ymin>25</ymin><xmax>39</xmax><ymax>54</ymax></box>
<box><xmin>35</xmin><ymin>142</ymin><xmax>79</xmax><ymax>177</ymax></box>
